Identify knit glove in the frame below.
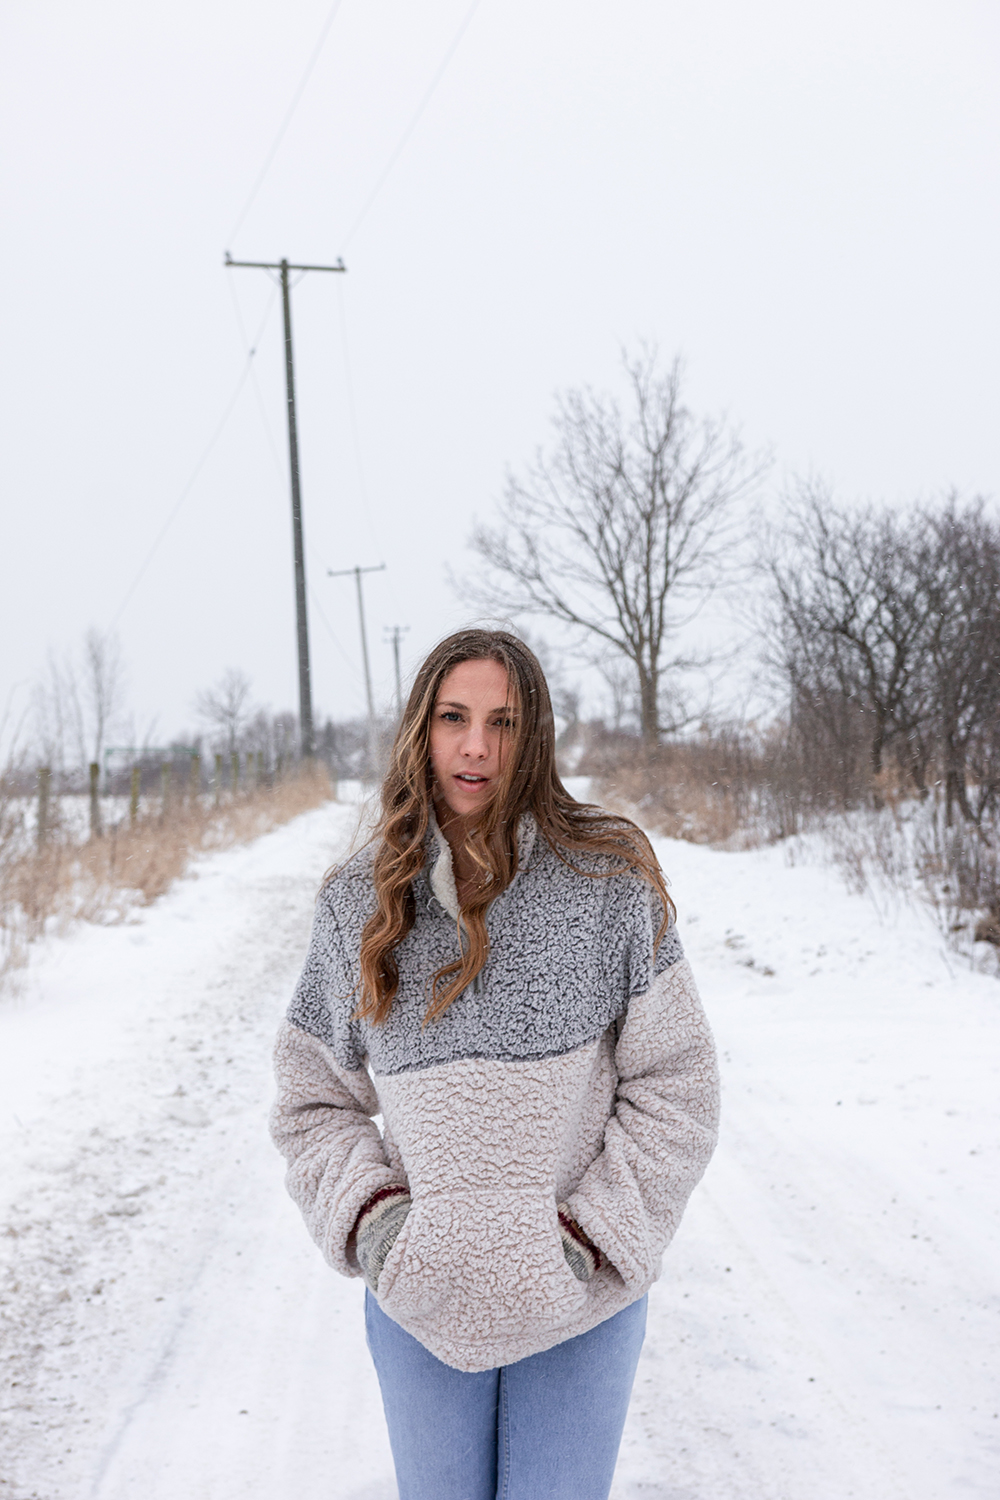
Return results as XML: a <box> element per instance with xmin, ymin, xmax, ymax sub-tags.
<box><xmin>557</xmin><ymin>1203</ymin><xmax>604</xmax><ymax>1282</ymax></box>
<box><xmin>353</xmin><ymin>1186</ymin><xmax>411</xmax><ymax>1293</ymax></box>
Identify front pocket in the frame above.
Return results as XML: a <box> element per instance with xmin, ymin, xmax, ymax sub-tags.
<box><xmin>374</xmin><ymin>1199</ymin><xmax>442</xmax><ymax>1315</ymax></box>
<box><xmin>377</xmin><ymin>1190</ymin><xmax>589</xmax><ymax>1340</ymax></box>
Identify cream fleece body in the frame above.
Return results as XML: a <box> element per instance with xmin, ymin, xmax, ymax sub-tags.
<box><xmin>270</xmin><ymin>816</ymin><xmax>719</xmax><ymax>1372</ymax></box>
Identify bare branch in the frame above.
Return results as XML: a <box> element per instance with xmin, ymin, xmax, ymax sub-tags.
<box><xmin>194</xmin><ymin>669</ymin><xmax>255</xmax><ymax>758</ymax></box>
<box><xmin>458</xmin><ymin>347</ymin><xmax>768</xmax><ymax>743</ymax></box>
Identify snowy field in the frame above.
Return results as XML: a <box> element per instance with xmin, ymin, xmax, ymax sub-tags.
<box><xmin>1</xmin><ymin>792</ymin><xmax>997</xmax><ymax>1499</ymax></box>
<box><xmin>2</xmin><ymin>796</ymin><xmax>134</xmax><ymax>856</ymax></box>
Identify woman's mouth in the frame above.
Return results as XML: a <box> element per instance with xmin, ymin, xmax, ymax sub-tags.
<box><xmin>455</xmin><ymin>773</ymin><xmax>488</xmax><ymax>785</ymax></box>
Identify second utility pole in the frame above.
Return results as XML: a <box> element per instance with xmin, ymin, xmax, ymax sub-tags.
<box><xmin>224</xmin><ymin>251</ymin><xmax>345</xmax><ymax>758</ymax></box>
<box><xmin>328</xmin><ymin>563</ymin><xmax>385</xmax><ymax>776</ymax></box>
<box><xmin>385</xmin><ymin>624</ymin><xmax>410</xmax><ymax>715</ymax></box>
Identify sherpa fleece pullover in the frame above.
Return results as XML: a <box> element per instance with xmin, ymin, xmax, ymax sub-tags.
<box><xmin>270</xmin><ymin>814</ymin><xmax>719</xmax><ymax>1373</ymax></box>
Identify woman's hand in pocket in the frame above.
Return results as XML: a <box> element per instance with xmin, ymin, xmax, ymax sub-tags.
<box><xmin>353</xmin><ymin>1186</ymin><xmax>412</xmax><ymax>1292</ymax></box>
<box><xmin>557</xmin><ymin>1203</ymin><xmax>604</xmax><ymax>1282</ymax></box>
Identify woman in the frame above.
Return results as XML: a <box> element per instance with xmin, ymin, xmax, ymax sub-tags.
<box><xmin>271</xmin><ymin>629</ymin><xmax>719</xmax><ymax>1500</ymax></box>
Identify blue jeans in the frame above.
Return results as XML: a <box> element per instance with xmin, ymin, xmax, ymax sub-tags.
<box><xmin>364</xmin><ymin>1290</ymin><xmax>647</xmax><ymax>1500</ymax></box>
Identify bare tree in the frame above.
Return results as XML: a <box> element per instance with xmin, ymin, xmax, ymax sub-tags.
<box><xmin>765</xmin><ymin>486</ymin><xmax>933</xmax><ymax>790</ymax></box>
<box><xmin>597</xmin><ymin>652</ymin><xmax>638</xmax><ymax>733</ymax></box>
<box><xmin>78</xmin><ymin>628</ymin><xmax>125</xmax><ymax>765</ymax></box>
<box><xmin>31</xmin><ymin>629</ymin><xmax>126</xmax><ymax>773</ymax></box>
<box><xmin>918</xmin><ymin>497</ymin><xmax>1000</xmax><ymax>825</ymax></box>
<box><xmin>32</xmin><ymin>655</ymin><xmax>74</xmax><ymax>773</ymax></box>
<box><xmin>459</xmin><ymin>348</ymin><xmax>766</xmax><ymax>746</ymax></box>
<box><xmin>194</xmin><ymin>669</ymin><xmax>254</xmax><ymax>757</ymax></box>
<box><xmin>765</xmin><ymin>488</ymin><xmax>1000</xmax><ymax>822</ymax></box>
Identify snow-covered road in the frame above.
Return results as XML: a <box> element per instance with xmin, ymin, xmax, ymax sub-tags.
<box><xmin>1</xmin><ymin>797</ymin><xmax>997</xmax><ymax>1499</ymax></box>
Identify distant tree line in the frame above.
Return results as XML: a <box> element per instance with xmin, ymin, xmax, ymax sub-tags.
<box><xmin>9</xmin><ymin>346</ymin><xmax>999</xmax><ymax>838</ymax></box>
<box><xmin>462</xmin><ymin>344</ymin><xmax>1000</xmax><ymax>839</ymax></box>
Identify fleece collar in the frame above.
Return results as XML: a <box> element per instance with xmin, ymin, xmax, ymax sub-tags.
<box><xmin>427</xmin><ymin>811</ymin><xmax>538</xmax><ymax>921</ymax></box>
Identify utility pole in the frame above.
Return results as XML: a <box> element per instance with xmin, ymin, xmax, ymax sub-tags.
<box><xmin>329</xmin><ymin>563</ymin><xmax>385</xmax><ymax>776</ymax></box>
<box><xmin>224</xmin><ymin>251</ymin><xmax>345</xmax><ymax>758</ymax></box>
<box><xmin>384</xmin><ymin>625</ymin><xmax>410</xmax><ymax>715</ymax></box>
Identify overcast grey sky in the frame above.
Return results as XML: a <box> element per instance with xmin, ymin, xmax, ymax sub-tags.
<box><xmin>2</xmin><ymin>0</ymin><xmax>998</xmax><ymax>748</ymax></box>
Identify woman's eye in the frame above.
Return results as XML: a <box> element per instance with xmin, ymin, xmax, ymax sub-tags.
<box><xmin>440</xmin><ymin>711</ymin><xmax>462</xmax><ymax>723</ymax></box>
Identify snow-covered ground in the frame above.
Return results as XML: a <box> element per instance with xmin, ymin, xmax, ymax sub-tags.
<box><xmin>1</xmin><ymin>793</ymin><xmax>997</xmax><ymax>1499</ymax></box>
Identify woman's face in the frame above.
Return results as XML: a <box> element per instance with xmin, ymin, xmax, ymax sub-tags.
<box><xmin>429</xmin><ymin>658</ymin><xmax>516</xmax><ymax>822</ymax></box>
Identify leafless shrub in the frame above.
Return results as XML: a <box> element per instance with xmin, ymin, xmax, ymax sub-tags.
<box><xmin>913</xmin><ymin>811</ymin><xmax>1000</xmax><ymax>963</ymax></box>
<box><xmin>0</xmin><ymin>774</ymin><xmax>29</xmax><ymax>970</ymax></box>
<box><xmin>821</xmin><ymin>806</ymin><xmax>914</xmax><ymax>907</ymax></box>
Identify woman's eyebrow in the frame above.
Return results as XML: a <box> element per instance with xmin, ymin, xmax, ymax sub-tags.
<box><xmin>436</xmin><ymin>700</ymin><xmax>516</xmax><ymax>713</ymax></box>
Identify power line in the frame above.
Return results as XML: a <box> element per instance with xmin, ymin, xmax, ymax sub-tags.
<box><xmin>335</xmin><ymin>278</ymin><xmax>380</xmax><ymax>552</ymax></box>
<box><xmin>239</xmin><ymin>274</ymin><xmax>378</xmax><ymax>562</ymax></box>
<box><xmin>106</xmin><ymin>292</ymin><xmax>280</xmax><ymax>634</ymax></box>
<box><xmin>227</xmin><ymin>0</ymin><xmax>346</xmax><ymax>248</ymax></box>
<box><xmin>308</xmin><ymin>582</ymin><xmax>364</xmax><ymax>681</ymax></box>
<box><xmin>340</xmin><ymin>0</ymin><xmax>486</xmax><ymax>251</ymax></box>
<box><xmin>225</xmin><ymin>270</ymin><xmax>269</xmax><ymax>366</ymax></box>
<box><xmin>228</xmin><ymin>277</ymin><xmax>291</xmax><ymax>478</ymax></box>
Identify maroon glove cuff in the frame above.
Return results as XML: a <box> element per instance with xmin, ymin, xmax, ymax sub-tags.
<box><xmin>557</xmin><ymin>1203</ymin><xmax>604</xmax><ymax>1281</ymax></box>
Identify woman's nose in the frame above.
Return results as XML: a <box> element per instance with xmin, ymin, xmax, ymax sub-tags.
<box><xmin>461</xmin><ymin>722</ymin><xmax>489</xmax><ymax>758</ymax></box>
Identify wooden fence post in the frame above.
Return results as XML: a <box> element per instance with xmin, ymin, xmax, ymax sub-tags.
<box><xmin>214</xmin><ymin>753</ymin><xmax>223</xmax><ymax>806</ymax></box>
<box><xmin>160</xmin><ymin>763</ymin><xmax>171</xmax><ymax>817</ymax></box>
<box><xmin>231</xmin><ymin>751</ymin><xmax>240</xmax><ymax>794</ymax></box>
<box><xmin>89</xmin><ymin>762</ymin><xmax>101</xmax><ymax>839</ymax></box>
<box><xmin>189</xmin><ymin>753</ymin><xmax>201</xmax><ymax>802</ymax></box>
<box><xmin>37</xmin><ymin>767</ymin><xmax>51</xmax><ymax>846</ymax></box>
<box><xmin>130</xmin><ymin>766</ymin><xmax>140</xmax><ymax>826</ymax></box>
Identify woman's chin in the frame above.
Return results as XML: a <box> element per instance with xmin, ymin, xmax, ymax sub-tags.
<box><xmin>438</xmin><ymin>784</ymin><xmax>493</xmax><ymax>821</ymax></box>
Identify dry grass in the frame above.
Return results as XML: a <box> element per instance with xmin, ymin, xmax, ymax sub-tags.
<box><xmin>598</xmin><ymin>763</ymin><xmax>740</xmax><ymax>845</ymax></box>
<box><xmin>580</xmin><ymin>729</ymin><xmax>801</xmax><ymax>848</ymax></box>
<box><xmin>0</xmin><ymin>765</ymin><xmax>334</xmax><ymax>986</ymax></box>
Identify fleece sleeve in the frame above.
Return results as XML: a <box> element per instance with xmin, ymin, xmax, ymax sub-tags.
<box><xmin>565</xmin><ymin>956</ymin><xmax>719</xmax><ymax>1290</ymax></box>
<box><xmin>270</xmin><ymin>1019</ymin><xmax>405</xmax><ymax>1277</ymax></box>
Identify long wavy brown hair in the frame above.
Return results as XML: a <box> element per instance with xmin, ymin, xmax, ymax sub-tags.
<box><xmin>345</xmin><ymin>628</ymin><xmax>675</xmax><ymax>1025</ymax></box>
